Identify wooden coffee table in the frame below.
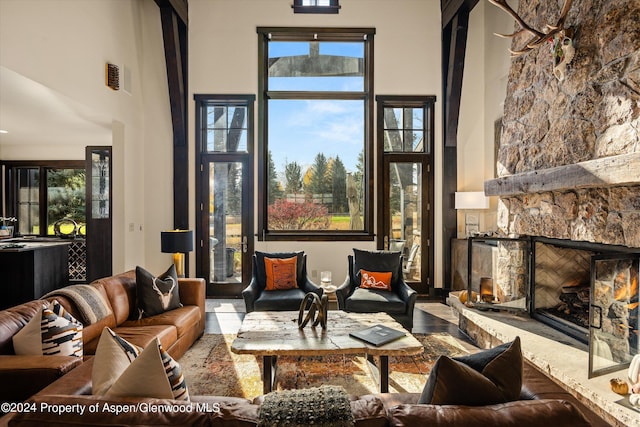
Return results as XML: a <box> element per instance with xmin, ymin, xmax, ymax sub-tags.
<box><xmin>231</xmin><ymin>310</ymin><xmax>423</xmax><ymax>394</ymax></box>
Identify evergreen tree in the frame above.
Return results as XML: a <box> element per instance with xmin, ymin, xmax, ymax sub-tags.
<box><xmin>331</xmin><ymin>156</ymin><xmax>348</xmax><ymax>213</ymax></box>
<box><xmin>268</xmin><ymin>151</ymin><xmax>283</xmax><ymax>204</ymax></box>
<box><xmin>284</xmin><ymin>160</ymin><xmax>303</xmax><ymax>194</ymax></box>
<box><xmin>309</xmin><ymin>153</ymin><xmax>330</xmax><ymax>195</ymax></box>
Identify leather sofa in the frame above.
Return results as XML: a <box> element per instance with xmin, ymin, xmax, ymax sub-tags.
<box><xmin>0</xmin><ymin>270</ymin><xmax>205</xmax><ymax>404</ymax></box>
<box><xmin>1</xmin><ymin>358</ymin><xmax>609</xmax><ymax>427</ymax></box>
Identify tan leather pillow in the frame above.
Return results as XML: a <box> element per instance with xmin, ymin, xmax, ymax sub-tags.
<box><xmin>419</xmin><ymin>337</ymin><xmax>522</xmax><ymax>405</ymax></box>
<box><xmin>264</xmin><ymin>256</ymin><xmax>298</xmax><ymax>290</ymax></box>
<box><xmin>359</xmin><ymin>269</ymin><xmax>393</xmax><ymax>291</ymax></box>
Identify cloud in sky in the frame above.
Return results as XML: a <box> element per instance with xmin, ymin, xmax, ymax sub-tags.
<box><xmin>269</xmin><ymin>99</ymin><xmax>363</xmax><ymax>176</ymax></box>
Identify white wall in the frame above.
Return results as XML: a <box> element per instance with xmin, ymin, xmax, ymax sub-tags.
<box><xmin>457</xmin><ymin>1</ymin><xmax>513</xmax><ymax>236</ymax></box>
<box><xmin>189</xmin><ymin>0</ymin><xmax>443</xmax><ymax>286</ymax></box>
<box><xmin>0</xmin><ymin>0</ymin><xmax>176</xmax><ymax>274</ymax></box>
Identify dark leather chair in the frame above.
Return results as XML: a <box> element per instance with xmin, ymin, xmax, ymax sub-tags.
<box><xmin>242</xmin><ymin>251</ymin><xmax>323</xmax><ymax>313</ymax></box>
<box><xmin>336</xmin><ymin>249</ymin><xmax>417</xmax><ymax>331</ymax></box>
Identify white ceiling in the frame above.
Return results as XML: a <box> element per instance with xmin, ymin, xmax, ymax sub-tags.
<box><xmin>0</xmin><ymin>66</ymin><xmax>112</xmax><ymax>148</ymax></box>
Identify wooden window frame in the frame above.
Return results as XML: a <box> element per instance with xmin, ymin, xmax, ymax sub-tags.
<box><xmin>257</xmin><ymin>27</ymin><xmax>375</xmax><ymax>242</ymax></box>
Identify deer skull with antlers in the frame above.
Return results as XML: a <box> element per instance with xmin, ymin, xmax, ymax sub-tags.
<box><xmin>489</xmin><ymin>0</ymin><xmax>575</xmax><ymax>81</ymax></box>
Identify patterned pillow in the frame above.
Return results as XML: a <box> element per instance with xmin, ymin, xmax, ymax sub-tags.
<box><xmin>359</xmin><ymin>269</ymin><xmax>393</xmax><ymax>291</ymax></box>
<box><xmin>13</xmin><ymin>300</ymin><xmax>83</xmax><ymax>357</ymax></box>
<box><xmin>106</xmin><ymin>338</ymin><xmax>189</xmax><ymax>401</ymax></box>
<box><xmin>136</xmin><ymin>265</ymin><xmax>182</xmax><ymax>319</ymax></box>
<box><xmin>264</xmin><ymin>256</ymin><xmax>298</xmax><ymax>291</ymax></box>
<box><xmin>92</xmin><ymin>327</ymin><xmax>141</xmax><ymax>395</ymax></box>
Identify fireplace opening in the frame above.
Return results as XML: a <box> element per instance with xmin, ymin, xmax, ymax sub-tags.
<box><xmin>532</xmin><ymin>241</ymin><xmax>593</xmax><ymax>342</ymax></box>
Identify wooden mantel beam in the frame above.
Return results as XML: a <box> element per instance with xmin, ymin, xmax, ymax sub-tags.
<box><xmin>485</xmin><ymin>153</ymin><xmax>640</xmax><ymax>197</ymax></box>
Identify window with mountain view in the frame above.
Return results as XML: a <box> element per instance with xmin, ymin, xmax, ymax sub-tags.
<box><xmin>258</xmin><ymin>28</ymin><xmax>374</xmax><ymax>240</ymax></box>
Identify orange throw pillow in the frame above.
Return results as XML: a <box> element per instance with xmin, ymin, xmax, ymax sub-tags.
<box><xmin>360</xmin><ymin>269</ymin><xmax>392</xmax><ymax>291</ymax></box>
<box><xmin>264</xmin><ymin>256</ymin><xmax>298</xmax><ymax>291</ymax></box>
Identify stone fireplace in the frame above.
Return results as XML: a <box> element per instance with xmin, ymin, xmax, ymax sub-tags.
<box><xmin>483</xmin><ymin>0</ymin><xmax>640</xmax><ymax>249</ymax></box>
<box><xmin>483</xmin><ymin>0</ymin><xmax>640</xmax><ymax>314</ymax></box>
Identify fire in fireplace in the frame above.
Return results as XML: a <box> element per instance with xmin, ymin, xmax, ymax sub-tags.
<box><xmin>531</xmin><ymin>238</ymin><xmax>639</xmax><ymax>377</ymax></box>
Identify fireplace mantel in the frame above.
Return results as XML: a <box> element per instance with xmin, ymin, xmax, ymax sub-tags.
<box><xmin>484</xmin><ymin>153</ymin><xmax>640</xmax><ymax>197</ymax></box>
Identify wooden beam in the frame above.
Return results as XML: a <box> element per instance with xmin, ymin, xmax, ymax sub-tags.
<box><xmin>158</xmin><ymin>6</ymin><xmax>189</xmax><ymax>233</ymax></box>
<box><xmin>484</xmin><ymin>153</ymin><xmax>640</xmax><ymax>196</ymax></box>
<box><xmin>155</xmin><ymin>0</ymin><xmax>188</xmax><ymax>26</ymax></box>
<box><xmin>444</xmin><ymin>10</ymin><xmax>469</xmax><ymax>147</ymax></box>
<box><xmin>442</xmin><ymin>0</ymin><xmax>479</xmax><ymax>28</ymax></box>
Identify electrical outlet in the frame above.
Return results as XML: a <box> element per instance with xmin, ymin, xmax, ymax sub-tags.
<box><xmin>128</xmin><ymin>223</ymin><xmax>134</xmax><ymax>232</ymax></box>
<box><xmin>311</xmin><ymin>269</ymin><xmax>318</xmax><ymax>278</ymax></box>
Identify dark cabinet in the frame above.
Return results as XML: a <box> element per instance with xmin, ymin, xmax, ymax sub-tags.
<box><xmin>0</xmin><ymin>242</ymin><xmax>70</xmax><ymax>309</ymax></box>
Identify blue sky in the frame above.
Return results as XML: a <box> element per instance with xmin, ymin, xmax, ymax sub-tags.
<box><xmin>268</xmin><ymin>41</ymin><xmax>365</xmax><ymax>180</ymax></box>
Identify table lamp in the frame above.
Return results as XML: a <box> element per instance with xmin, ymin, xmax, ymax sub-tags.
<box><xmin>161</xmin><ymin>229</ymin><xmax>194</xmax><ymax>278</ymax></box>
<box><xmin>454</xmin><ymin>191</ymin><xmax>489</xmax><ymax>237</ymax></box>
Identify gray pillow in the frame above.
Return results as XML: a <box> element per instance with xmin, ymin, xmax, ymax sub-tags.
<box><xmin>135</xmin><ymin>265</ymin><xmax>182</xmax><ymax>319</ymax></box>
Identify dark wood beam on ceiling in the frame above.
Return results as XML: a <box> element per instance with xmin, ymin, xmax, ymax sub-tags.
<box><xmin>155</xmin><ymin>0</ymin><xmax>188</xmax><ymax>25</ymax></box>
<box><xmin>155</xmin><ymin>1</ymin><xmax>188</xmax><ymax>234</ymax></box>
<box><xmin>441</xmin><ymin>0</ymin><xmax>476</xmax><ymax>295</ymax></box>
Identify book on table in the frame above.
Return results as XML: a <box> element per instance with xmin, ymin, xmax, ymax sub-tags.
<box><xmin>349</xmin><ymin>324</ymin><xmax>406</xmax><ymax>346</ymax></box>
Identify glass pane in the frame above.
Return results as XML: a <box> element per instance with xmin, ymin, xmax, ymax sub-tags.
<box><xmin>91</xmin><ymin>152</ymin><xmax>109</xmax><ymax>219</ymax></box>
<box><xmin>589</xmin><ymin>256</ymin><xmax>639</xmax><ymax>378</ymax></box>
<box><xmin>209</xmin><ymin>162</ymin><xmax>243</xmax><ymax>283</ymax></box>
<box><xmin>16</xmin><ymin>168</ymin><xmax>39</xmax><ymax>235</ymax></box>
<box><xmin>468</xmin><ymin>238</ymin><xmax>528</xmax><ymax>310</ymax></box>
<box><xmin>48</xmin><ymin>168</ymin><xmax>86</xmax><ymax>235</ymax></box>
<box><xmin>268</xmin><ymin>41</ymin><xmax>364</xmax><ymax>92</ymax></box>
<box><xmin>388</xmin><ymin>162</ymin><xmax>421</xmax><ymax>282</ymax></box>
<box><xmin>384</xmin><ymin>107</ymin><xmax>425</xmax><ymax>153</ymax></box>
<box><xmin>204</xmin><ymin>105</ymin><xmax>248</xmax><ymax>152</ymax></box>
<box><xmin>267</xmin><ymin>99</ymin><xmax>365</xmax><ymax>231</ymax></box>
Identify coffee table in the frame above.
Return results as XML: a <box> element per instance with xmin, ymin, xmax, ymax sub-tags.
<box><xmin>231</xmin><ymin>310</ymin><xmax>424</xmax><ymax>394</ymax></box>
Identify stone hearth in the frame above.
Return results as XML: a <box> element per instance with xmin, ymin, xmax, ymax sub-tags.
<box><xmin>448</xmin><ymin>296</ymin><xmax>639</xmax><ymax>427</ymax></box>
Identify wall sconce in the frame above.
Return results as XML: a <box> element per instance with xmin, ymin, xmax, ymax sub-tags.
<box><xmin>455</xmin><ymin>191</ymin><xmax>489</xmax><ymax>237</ymax></box>
<box><xmin>161</xmin><ymin>230</ymin><xmax>194</xmax><ymax>278</ymax></box>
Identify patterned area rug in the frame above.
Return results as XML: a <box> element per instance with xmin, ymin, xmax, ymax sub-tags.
<box><xmin>179</xmin><ymin>333</ymin><xmax>471</xmax><ymax>399</ymax></box>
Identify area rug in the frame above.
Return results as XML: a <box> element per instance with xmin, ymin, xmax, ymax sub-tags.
<box><xmin>179</xmin><ymin>333</ymin><xmax>471</xmax><ymax>399</ymax></box>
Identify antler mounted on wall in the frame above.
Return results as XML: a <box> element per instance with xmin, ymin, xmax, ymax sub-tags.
<box><xmin>489</xmin><ymin>0</ymin><xmax>575</xmax><ymax>80</ymax></box>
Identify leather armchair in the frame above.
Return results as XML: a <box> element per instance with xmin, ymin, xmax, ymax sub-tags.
<box><xmin>336</xmin><ymin>249</ymin><xmax>417</xmax><ymax>331</ymax></box>
<box><xmin>242</xmin><ymin>251</ymin><xmax>323</xmax><ymax>313</ymax></box>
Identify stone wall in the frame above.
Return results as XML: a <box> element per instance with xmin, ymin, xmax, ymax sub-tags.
<box><xmin>497</xmin><ymin>0</ymin><xmax>640</xmax><ymax>248</ymax></box>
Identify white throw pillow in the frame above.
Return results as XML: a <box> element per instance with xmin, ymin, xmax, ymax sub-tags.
<box><xmin>13</xmin><ymin>300</ymin><xmax>83</xmax><ymax>357</ymax></box>
<box><xmin>93</xmin><ymin>330</ymin><xmax>189</xmax><ymax>401</ymax></box>
<box><xmin>92</xmin><ymin>327</ymin><xmax>140</xmax><ymax>395</ymax></box>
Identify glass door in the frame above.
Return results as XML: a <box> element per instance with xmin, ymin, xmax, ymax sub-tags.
<box><xmin>589</xmin><ymin>253</ymin><xmax>639</xmax><ymax>378</ymax></box>
<box><xmin>207</xmin><ymin>160</ymin><xmax>251</xmax><ymax>290</ymax></box>
<box><xmin>383</xmin><ymin>158</ymin><xmax>430</xmax><ymax>293</ymax></box>
<box><xmin>195</xmin><ymin>95</ymin><xmax>255</xmax><ymax>296</ymax></box>
<box><xmin>377</xmin><ymin>96</ymin><xmax>435</xmax><ymax>294</ymax></box>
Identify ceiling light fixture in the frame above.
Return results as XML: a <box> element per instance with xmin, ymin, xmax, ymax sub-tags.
<box><xmin>0</xmin><ymin>130</ymin><xmax>8</xmax><ymax>134</ymax></box>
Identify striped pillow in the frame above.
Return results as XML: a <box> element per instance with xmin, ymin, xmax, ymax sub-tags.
<box><xmin>13</xmin><ymin>300</ymin><xmax>83</xmax><ymax>357</ymax></box>
<box><xmin>105</xmin><ymin>337</ymin><xmax>189</xmax><ymax>401</ymax></box>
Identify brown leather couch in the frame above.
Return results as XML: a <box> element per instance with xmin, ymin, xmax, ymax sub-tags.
<box><xmin>0</xmin><ymin>270</ymin><xmax>205</xmax><ymax>404</ymax></box>
<box><xmin>2</xmin><ymin>358</ymin><xmax>609</xmax><ymax>427</ymax></box>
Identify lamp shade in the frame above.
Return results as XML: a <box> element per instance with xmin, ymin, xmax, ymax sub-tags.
<box><xmin>454</xmin><ymin>192</ymin><xmax>489</xmax><ymax>209</ymax></box>
<box><xmin>161</xmin><ymin>230</ymin><xmax>194</xmax><ymax>253</ymax></box>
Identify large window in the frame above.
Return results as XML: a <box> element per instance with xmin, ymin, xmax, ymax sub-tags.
<box><xmin>4</xmin><ymin>162</ymin><xmax>85</xmax><ymax>237</ymax></box>
<box><xmin>258</xmin><ymin>27</ymin><xmax>375</xmax><ymax>240</ymax></box>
